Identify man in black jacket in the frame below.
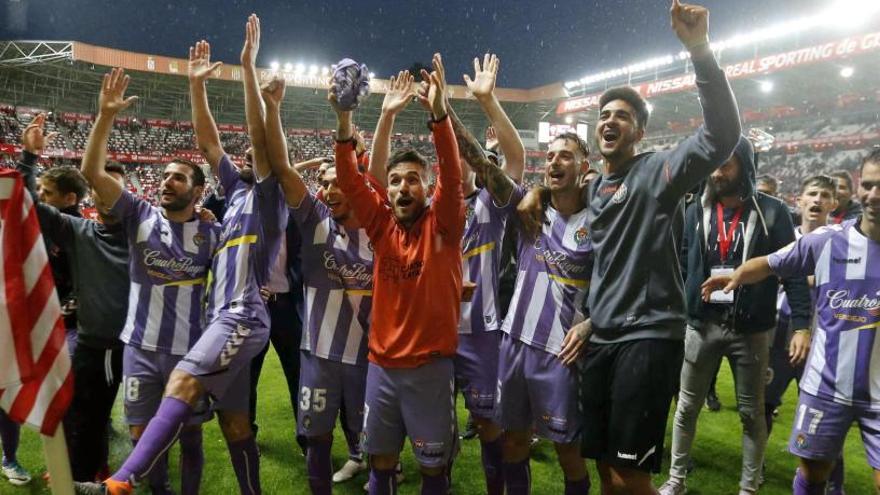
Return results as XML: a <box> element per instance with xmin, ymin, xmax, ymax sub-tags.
<box><xmin>659</xmin><ymin>136</ymin><xmax>812</xmax><ymax>495</ymax></box>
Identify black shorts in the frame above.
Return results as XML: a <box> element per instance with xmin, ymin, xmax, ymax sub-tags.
<box><xmin>765</xmin><ymin>346</ymin><xmax>803</xmax><ymax>410</ymax></box>
<box><xmin>580</xmin><ymin>338</ymin><xmax>683</xmax><ymax>473</ymax></box>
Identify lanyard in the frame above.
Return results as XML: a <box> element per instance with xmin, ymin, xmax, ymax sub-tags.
<box><xmin>716</xmin><ymin>203</ymin><xmax>744</xmax><ymax>263</ymax></box>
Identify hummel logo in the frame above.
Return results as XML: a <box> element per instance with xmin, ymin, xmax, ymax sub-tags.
<box><xmin>833</xmin><ymin>257</ymin><xmax>861</xmax><ymax>264</ymax></box>
<box><xmin>617</xmin><ymin>451</ymin><xmax>637</xmax><ymax>461</ymax></box>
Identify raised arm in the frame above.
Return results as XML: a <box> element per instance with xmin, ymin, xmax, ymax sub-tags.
<box><xmin>416</xmin><ymin>53</ymin><xmax>463</xmax><ymax>237</ymax></box>
<box><xmin>188</xmin><ymin>40</ymin><xmax>225</xmax><ymax>171</ymax></box>
<box><xmin>369</xmin><ymin>70</ymin><xmax>416</xmax><ymax>187</ymax></box>
<box><xmin>81</xmin><ymin>68</ymin><xmax>137</xmax><ymax>207</ymax></box>
<box><xmin>262</xmin><ymin>77</ymin><xmax>310</xmax><ymax>207</ymax></box>
<box><xmin>660</xmin><ymin>0</ymin><xmax>741</xmax><ymax>201</ymax></box>
<box><xmin>18</xmin><ymin>113</ymin><xmax>57</xmax><ymax>195</ymax></box>
<box><xmin>448</xmin><ymin>102</ymin><xmax>515</xmax><ymax>206</ymax></box>
<box><xmin>463</xmin><ymin>53</ymin><xmax>525</xmax><ymax>182</ymax></box>
<box><xmin>329</xmin><ymin>91</ymin><xmax>388</xmax><ymax>236</ymax></box>
<box><xmin>239</xmin><ymin>14</ymin><xmax>271</xmax><ymax>179</ymax></box>
<box><xmin>293</xmin><ymin>157</ymin><xmax>331</xmax><ymax>174</ymax></box>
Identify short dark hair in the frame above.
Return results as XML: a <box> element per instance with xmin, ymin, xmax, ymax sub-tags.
<box><xmin>386</xmin><ymin>148</ymin><xmax>430</xmax><ymax>175</ymax></box>
<box><xmin>862</xmin><ymin>147</ymin><xmax>880</xmax><ymax>175</ymax></box>
<box><xmin>551</xmin><ymin>132</ymin><xmax>590</xmax><ymax>159</ymax></box>
<box><xmin>167</xmin><ymin>157</ymin><xmax>206</xmax><ymax>187</ymax></box>
<box><xmin>800</xmin><ymin>174</ymin><xmax>836</xmax><ymax>198</ymax></box>
<box><xmin>756</xmin><ymin>174</ymin><xmax>778</xmax><ymax>189</ymax></box>
<box><xmin>599</xmin><ymin>86</ymin><xmax>650</xmax><ymax>130</ymax></box>
<box><xmin>104</xmin><ymin>163</ymin><xmax>126</xmax><ymax>176</ymax></box>
<box><xmin>42</xmin><ymin>166</ymin><xmax>88</xmax><ymax>201</ymax></box>
<box><xmin>828</xmin><ymin>169</ymin><xmax>853</xmax><ymax>191</ymax></box>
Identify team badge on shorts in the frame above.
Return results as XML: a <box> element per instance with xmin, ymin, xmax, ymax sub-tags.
<box><xmin>302</xmin><ymin>415</ymin><xmax>312</xmax><ymax>431</ymax></box>
<box><xmin>795</xmin><ymin>433</ymin><xmax>808</xmax><ymax>449</ymax></box>
<box><xmin>573</xmin><ymin>227</ymin><xmax>589</xmax><ymax>246</ymax></box>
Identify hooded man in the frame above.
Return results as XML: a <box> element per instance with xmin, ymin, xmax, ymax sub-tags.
<box><xmin>659</xmin><ymin>136</ymin><xmax>812</xmax><ymax>495</ymax></box>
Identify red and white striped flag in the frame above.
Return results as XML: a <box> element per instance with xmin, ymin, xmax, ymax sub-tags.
<box><xmin>0</xmin><ymin>168</ymin><xmax>72</xmax><ymax>435</ymax></box>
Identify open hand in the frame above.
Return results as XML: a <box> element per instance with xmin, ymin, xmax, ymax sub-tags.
<box><xmin>671</xmin><ymin>0</ymin><xmax>709</xmax><ymax>50</ymax></box>
<box><xmin>559</xmin><ymin>319</ymin><xmax>591</xmax><ymax>366</ymax></box>
<box><xmin>240</xmin><ymin>14</ymin><xmax>261</xmax><ymax>69</ymax></box>
<box><xmin>416</xmin><ymin>53</ymin><xmax>448</xmax><ymax>120</ymax></box>
<box><xmin>382</xmin><ymin>70</ymin><xmax>416</xmax><ymax>116</ymax></box>
<box><xmin>700</xmin><ymin>274</ymin><xmax>738</xmax><ymax>302</ymax></box>
<box><xmin>99</xmin><ymin>68</ymin><xmax>139</xmax><ymax>116</ymax></box>
<box><xmin>189</xmin><ymin>40</ymin><xmax>223</xmax><ymax>83</ymax></box>
<box><xmin>21</xmin><ymin>113</ymin><xmax>59</xmax><ymax>154</ymax></box>
<box><xmin>463</xmin><ymin>53</ymin><xmax>499</xmax><ymax>100</ymax></box>
<box><xmin>485</xmin><ymin>126</ymin><xmax>498</xmax><ymax>152</ymax></box>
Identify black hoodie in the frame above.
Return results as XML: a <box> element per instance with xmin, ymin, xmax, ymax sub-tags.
<box><xmin>682</xmin><ymin>137</ymin><xmax>812</xmax><ymax>333</ymax></box>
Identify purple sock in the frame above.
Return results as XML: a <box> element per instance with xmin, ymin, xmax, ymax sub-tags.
<box><xmin>179</xmin><ymin>428</ymin><xmax>204</xmax><ymax>495</ymax></box>
<box><xmin>228</xmin><ymin>436</ymin><xmax>261</xmax><ymax>495</ymax></box>
<box><xmin>306</xmin><ymin>437</ymin><xmax>332</xmax><ymax>495</ymax></box>
<box><xmin>564</xmin><ymin>477</ymin><xmax>591</xmax><ymax>495</ymax></box>
<box><xmin>0</xmin><ymin>410</ymin><xmax>21</xmax><ymax>463</ymax></box>
<box><xmin>827</xmin><ymin>457</ymin><xmax>845</xmax><ymax>495</ymax></box>
<box><xmin>130</xmin><ymin>438</ymin><xmax>172</xmax><ymax>495</ymax></box>
<box><xmin>502</xmin><ymin>459</ymin><xmax>531</xmax><ymax>495</ymax></box>
<box><xmin>793</xmin><ymin>469</ymin><xmax>827</xmax><ymax>495</ymax></box>
<box><xmin>368</xmin><ymin>468</ymin><xmax>397</xmax><ymax>495</ymax></box>
<box><xmin>113</xmin><ymin>397</ymin><xmax>191</xmax><ymax>483</ymax></box>
<box><xmin>421</xmin><ymin>471</ymin><xmax>448</xmax><ymax>495</ymax></box>
<box><xmin>342</xmin><ymin>423</ymin><xmax>362</xmax><ymax>462</ymax></box>
<box><xmin>480</xmin><ymin>438</ymin><xmax>503</xmax><ymax>495</ymax></box>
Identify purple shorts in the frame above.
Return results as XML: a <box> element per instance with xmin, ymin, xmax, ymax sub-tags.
<box><xmin>122</xmin><ymin>345</ymin><xmax>211</xmax><ymax>425</ymax></box>
<box><xmin>495</xmin><ymin>333</ymin><xmax>581</xmax><ymax>444</ymax></box>
<box><xmin>297</xmin><ymin>351</ymin><xmax>367</xmax><ymax>437</ymax></box>
<box><xmin>455</xmin><ymin>330</ymin><xmax>501</xmax><ymax>419</ymax></box>
<box><xmin>175</xmin><ymin>315</ymin><xmax>268</xmax><ymax>413</ymax></box>
<box><xmin>363</xmin><ymin>358</ymin><xmax>456</xmax><ymax>468</ymax></box>
<box><xmin>789</xmin><ymin>392</ymin><xmax>880</xmax><ymax>469</ymax></box>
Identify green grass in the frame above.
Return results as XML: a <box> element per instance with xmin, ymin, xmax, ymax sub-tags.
<box><xmin>2</xmin><ymin>352</ymin><xmax>875</xmax><ymax>494</ymax></box>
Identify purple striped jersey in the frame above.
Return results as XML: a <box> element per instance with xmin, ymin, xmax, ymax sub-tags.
<box><xmin>205</xmin><ymin>156</ymin><xmax>287</xmax><ymax>327</ymax></box>
<box><xmin>291</xmin><ymin>194</ymin><xmax>372</xmax><ymax>365</ymax></box>
<box><xmin>459</xmin><ymin>189</ymin><xmax>508</xmax><ymax>334</ymax></box>
<box><xmin>111</xmin><ymin>190</ymin><xmax>220</xmax><ymax>355</ymax></box>
<box><xmin>501</xmin><ymin>186</ymin><xmax>593</xmax><ymax>354</ymax></box>
<box><xmin>768</xmin><ymin>220</ymin><xmax>880</xmax><ymax>409</ymax></box>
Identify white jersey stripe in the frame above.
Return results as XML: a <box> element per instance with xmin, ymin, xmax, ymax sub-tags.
<box><xmin>182</xmin><ymin>221</ymin><xmax>198</xmax><ymax>253</ymax></box>
<box><xmin>229</xmin><ymin>242</ymin><xmax>251</xmax><ymax>312</ymax></box>
<box><xmin>871</xmin><ymin>331</ymin><xmax>880</xmax><ymax>405</ymax></box>
<box><xmin>136</xmin><ymin>213</ymin><xmax>157</xmax><ymax>244</ymax></box>
<box><xmin>341</xmin><ymin>294</ymin><xmax>366</xmax><ymax>364</ymax></box>
<box><xmin>358</xmin><ymin>230</ymin><xmax>373</xmax><ymax>261</ymax></box>
<box><xmin>302</xmin><ymin>286</ymin><xmax>316</xmax><ymax>351</ymax></box>
<box><xmin>815</xmin><ymin>240</ymin><xmax>832</xmax><ymax>286</ymax></box>
<box><xmin>211</xmin><ymin>249</ymin><xmax>228</xmax><ymax>316</ymax></box>
<box><xmin>140</xmin><ymin>287</ymin><xmax>164</xmax><ymax>350</ymax></box>
<box><xmin>315</xmin><ymin>289</ymin><xmax>343</xmax><ymax>357</ymax></box>
<box><xmin>171</xmin><ymin>286</ymin><xmax>192</xmax><ymax>355</ymax></box>
<box><xmin>801</xmin><ymin>325</ymin><xmax>826</xmax><ymax>397</ymax></box>
<box><xmin>834</xmin><ymin>328</ymin><xmax>859</xmax><ymax>403</ymax></box>
<box><xmin>846</xmin><ymin>227</ymin><xmax>868</xmax><ymax>280</ymax></box>
<box><xmin>120</xmin><ymin>281</ymin><xmax>140</xmax><ymax>344</ymax></box>
<box><xmin>519</xmin><ymin>272</ymin><xmax>550</xmax><ymax>344</ymax></box>
<box><xmin>313</xmin><ymin>218</ymin><xmax>331</xmax><ymax>245</ymax></box>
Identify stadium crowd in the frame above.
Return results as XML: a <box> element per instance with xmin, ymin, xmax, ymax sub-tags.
<box><xmin>0</xmin><ymin>2</ymin><xmax>879</xmax><ymax>495</ymax></box>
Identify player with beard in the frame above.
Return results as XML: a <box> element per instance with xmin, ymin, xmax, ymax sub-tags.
<box><xmin>829</xmin><ymin>169</ymin><xmax>863</xmax><ymax>224</ymax></box>
<box><xmin>260</xmin><ymin>66</ymin><xmax>376</xmax><ymax>493</ymax></box>
<box><xmin>659</xmin><ymin>137</ymin><xmax>810</xmax><ymax>495</ymax></box>
<box><xmin>331</xmin><ymin>53</ymin><xmax>463</xmax><ymax>495</ymax></box>
<box><xmin>76</xmin><ymin>17</ymin><xmax>286</xmax><ymax>495</ymax></box>
<box><xmin>701</xmin><ymin>148</ymin><xmax>880</xmax><ymax>495</ymax></box>
<box><xmin>459</xmin><ymin>121</ymin><xmax>594</xmax><ymax>493</ymax></box>
<box><xmin>72</xmin><ymin>68</ymin><xmax>216</xmax><ymax>495</ymax></box>
<box><xmin>518</xmin><ymin>1</ymin><xmax>741</xmax><ymax>492</ymax></box>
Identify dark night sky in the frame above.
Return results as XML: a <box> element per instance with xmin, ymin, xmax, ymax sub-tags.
<box><xmin>2</xmin><ymin>0</ymin><xmax>829</xmax><ymax>88</ymax></box>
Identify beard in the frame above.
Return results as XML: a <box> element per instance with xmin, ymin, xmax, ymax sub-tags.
<box><xmin>162</xmin><ymin>190</ymin><xmax>194</xmax><ymax>212</ymax></box>
<box><xmin>708</xmin><ymin>177</ymin><xmax>741</xmax><ymax>199</ymax></box>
